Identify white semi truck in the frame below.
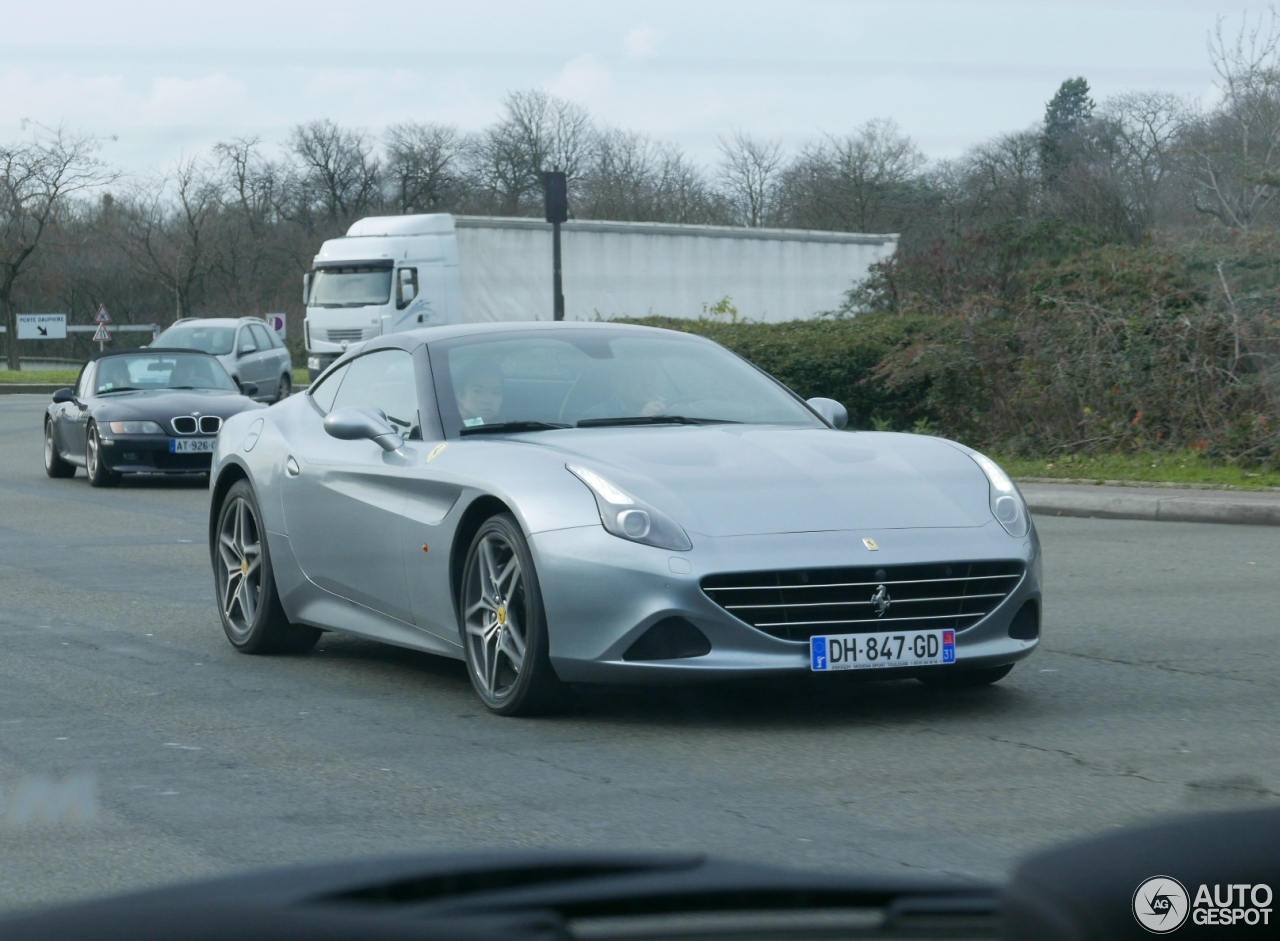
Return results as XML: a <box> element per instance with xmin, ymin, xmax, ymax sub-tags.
<box><xmin>303</xmin><ymin>214</ymin><xmax>897</xmax><ymax>378</ymax></box>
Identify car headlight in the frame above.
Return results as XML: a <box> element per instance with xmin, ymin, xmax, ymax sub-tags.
<box><xmin>307</xmin><ymin>356</ymin><xmax>322</xmax><ymax>370</ymax></box>
<box><xmin>108</xmin><ymin>420</ymin><xmax>164</xmax><ymax>434</ymax></box>
<box><xmin>968</xmin><ymin>452</ymin><xmax>1030</xmax><ymax>537</ymax></box>
<box><xmin>567</xmin><ymin>464</ymin><xmax>692</xmax><ymax>551</ymax></box>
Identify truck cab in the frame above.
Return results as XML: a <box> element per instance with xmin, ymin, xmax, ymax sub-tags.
<box><xmin>304</xmin><ymin>214</ymin><xmax>462</xmax><ymax>379</ymax></box>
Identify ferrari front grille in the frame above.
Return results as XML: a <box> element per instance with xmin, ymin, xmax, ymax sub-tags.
<box><xmin>199</xmin><ymin>416</ymin><xmax>222</xmax><ymax>434</ymax></box>
<box><xmin>172</xmin><ymin>416</ymin><xmax>197</xmax><ymax>434</ymax></box>
<box><xmin>701</xmin><ymin>560</ymin><xmax>1025</xmax><ymax>642</ymax></box>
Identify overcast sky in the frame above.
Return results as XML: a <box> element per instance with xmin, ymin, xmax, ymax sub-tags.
<box><xmin>1</xmin><ymin>0</ymin><xmax>1272</xmax><ymax>172</ymax></box>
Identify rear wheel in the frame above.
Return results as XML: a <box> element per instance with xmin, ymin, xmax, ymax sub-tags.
<box><xmin>918</xmin><ymin>664</ymin><xmax>1014</xmax><ymax>688</ymax></box>
<box><xmin>214</xmin><ymin>479</ymin><xmax>320</xmax><ymax>654</ymax></box>
<box><xmin>460</xmin><ymin>513</ymin><xmax>567</xmax><ymax>716</ymax></box>
<box><xmin>44</xmin><ymin>420</ymin><xmax>76</xmax><ymax>478</ymax></box>
<box><xmin>85</xmin><ymin>422</ymin><xmax>120</xmax><ymax>488</ymax></box>
<box><xmin>275</xmin><ymin>372</ymin><xmax>292</xmax><ymax>402</ymax></box>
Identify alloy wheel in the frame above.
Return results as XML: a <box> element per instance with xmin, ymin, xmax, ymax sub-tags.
<box><xmin>462</xmin><ymin>532</ymin><xmax>528</xmax><ymax>701</ymax></box>
<box><xmin>217</xmin><ymin>496</ymin><xmax>263</xmax><ymax>639</ymax></box>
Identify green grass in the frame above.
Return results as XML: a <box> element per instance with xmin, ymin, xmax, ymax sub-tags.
<box><xmin>293</xmin><ymin>367</ymin><xmax>309</xmax><ymax>386</ymax></box>
<box><xmin>0</xmin><ymin>368</ymin><xmax>79</xmax><ymax>384</ymax></box>
<box><xmin>998</xmin><ymin>451</ymin><xmax>1280</xmax><ymax>489</ymax></box>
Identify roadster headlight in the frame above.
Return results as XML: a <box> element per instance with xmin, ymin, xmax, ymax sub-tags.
<box><xmin>567</xmin><ymin>464</ymin><xmax>692</xmax><ymax>551</ymax></box>
<box><xmin>108</xmin><ymin>420</ymin><xmax>164</xmax><ymax>434</ymax></box>
<box><xmin>968</xmin><ymin>452</ymin><xmax>1029</xmax><ymax>537</ymax></box>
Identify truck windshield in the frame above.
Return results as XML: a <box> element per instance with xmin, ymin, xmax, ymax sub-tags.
<box><xmin>310</xmin><ymin>267</ymin><xmax>393</xmax><ymax>307</ymax></box>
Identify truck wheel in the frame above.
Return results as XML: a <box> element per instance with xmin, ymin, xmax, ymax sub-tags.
<box><xmin>214</xmin><ymin>479</ymin><xmax>320</xmax><ymax>654</ymax></box>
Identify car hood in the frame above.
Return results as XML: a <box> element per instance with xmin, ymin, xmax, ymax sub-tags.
<box><xmin>91</xmin><ymin>388</ymin><xmax>262</xmax><ymax>420</ymax></box>
<box><xmin>523</xmin><ymin>426</ymin><xmax>994</xmax><ymax>537</ymax></box>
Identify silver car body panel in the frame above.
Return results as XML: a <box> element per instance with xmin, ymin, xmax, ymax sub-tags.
<box><xmin>211</xmin><ymin>323</ymin><xmax>1041</xmax><ymax>683</ymax></box>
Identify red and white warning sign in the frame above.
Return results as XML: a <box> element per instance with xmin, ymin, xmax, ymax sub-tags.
<box><xmin>94</xmin><ymin>304</ymin><xmax>112</xmax><ymax>324</ymax></box>
<box><xmin>92</xmin><ymin>323</ymin><xmax>112</xmax><ymax>343</ymax></box>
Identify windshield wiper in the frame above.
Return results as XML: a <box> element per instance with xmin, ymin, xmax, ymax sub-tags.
<box><xmin>459</xmin><ymin>421</ymin><xmax>571</xmax><ymax>436</ymax></box>
<box><xmin>97</xmin><ymin>386</ymin><xmax>144</xmax><ymax>394</ymax></box>
<box><xmin>576</xmin><ymin>415</ymin><xmax>741</xmax><ymax>427</ymax></box>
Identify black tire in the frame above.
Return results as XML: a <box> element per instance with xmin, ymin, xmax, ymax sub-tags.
<box><xmin>459</xmin><ymin>513</ymin><xmax>567</xmax><ymax>716</ymax></box>
<box><xmin>44</xmin><ymin>419</ymin><xmax>76</xmax><ymax>478</ymax></box>
<box><xmin>275</xmin><ymin>373</ymin><xmax>292</xmax><ymax>403</ymax></box>
<box><xmin>213</xmin><ymin>479</ymin><xmax>321</xmax><ymax>654</ymax></box>
<box><xmin>917</xmin><ymin>663</ymin><xmax>1015</xmax><ymax>688</ymax></box>
<box><xmin>85</xmin><ymin>422</ymin><xmax>120</xmax><ymax>488</ymax></box>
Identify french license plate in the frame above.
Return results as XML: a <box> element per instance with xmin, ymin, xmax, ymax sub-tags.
<box><xmin>169</xmin><ymin>437</ymin><xmax>216</xmax><ymax>454</ymax></box>
<box><xmin>810</xmin><ymin>629</ymin><xmax>955</xmax><ymax>672</ymax></box>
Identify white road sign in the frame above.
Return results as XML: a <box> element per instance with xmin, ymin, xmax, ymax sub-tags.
<box><xmin>17</xmin><ymin>314</ymin><xmax>67</xmax><ymax>340</ymax></box>
<box><xmin>92</xmin><ymin>323</ymin><xmax>112</xmax><ymax>343</ymax></box>
<box><xmin>94</xmin><ymin>304</ymin><xmax>112</xmax><ymax>324</ymax></box>
<box><xmin>267</xmin><ymin>313</ymin><xmax>287</xmax><ymax>338</ymax></box>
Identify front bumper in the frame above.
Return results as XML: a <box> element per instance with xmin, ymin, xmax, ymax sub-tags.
<box><xmin>531</xmin><ymin>522</ymin><xmax>1042</xmax><ymax>684</ymax></box>
<box><xmin>99</xmin><ymin>434</ymin><xmax>214</xmax><ymax>474</ymax></box>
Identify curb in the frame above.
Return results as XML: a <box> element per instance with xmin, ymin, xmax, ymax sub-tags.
<box><xmin>1021</xmin><ymin>482</ymin><xmax>1280</xmax><ymax>527</ymax></box>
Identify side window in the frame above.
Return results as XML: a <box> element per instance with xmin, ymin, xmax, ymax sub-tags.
<box><xmin>395</xmin><ymin>268</ymin><xmax>419</xmax><ymax>310</ymax></box>
<box><xmin>248</xmin><ymin>323</ymin><xmax>272</xmax><ymax>351</ymax></box>
<box><xmin>76</xmin><ymin>363</ymin><xmax>95</xmax><ymax>398</ymax></box>
<box><xmin>308</xmin><ymin>361</ymin><xmax>351</xmax><ymax>414</ymax></box>
<box><xmin>329</xmin><ymin>349</ymin><xmax>421</xmax><ymax>438</ymax></box>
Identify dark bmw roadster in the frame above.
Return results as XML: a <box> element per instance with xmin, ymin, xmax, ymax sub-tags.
<box><xmin>44</xmin><ymin>349</ymin><xmax>265</xmax><ymax>486</ymax></box>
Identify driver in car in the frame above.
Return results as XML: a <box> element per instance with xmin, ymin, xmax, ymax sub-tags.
<box><xmin>457</xmin><ymin>371</ymin><xmax>504</xmax><ymax>427</ymax></box>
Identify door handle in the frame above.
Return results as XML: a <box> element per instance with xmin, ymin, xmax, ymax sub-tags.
<box><xmin>285</xmin><ymin>456</ymin><xmax>301</xmax><ymax>477</ymax></box>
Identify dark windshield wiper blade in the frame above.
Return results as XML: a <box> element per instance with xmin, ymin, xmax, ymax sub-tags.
<box><xmin>96</xmin><ymin>386</ymin><xmax>145</xmax><ymax>394</ymax></box>
<box><xmin>576</xmin><ymin>415</ymin><xmax>741</xmax><ymax>428</ymax></box>
<box><xmin>459</xmin><ymin>421</ymin><xmax>571</xmax><ymax>436</ymax></box>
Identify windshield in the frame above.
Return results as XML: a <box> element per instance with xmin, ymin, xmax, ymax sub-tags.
<box><xmin>434</xmin><ymin>330</ymin><xmax>824</xmax><ymax>433</ymax></box>
<box><xmin>152</xmin><ymin>324</ymin><xmax>236</xmax><ymax>355</ymax></box>
<box><xmin>92</xmin><ymin>352</ymin><xmax>239</xmax><ymax>393</ymax></box>
<box><xmin>309</xmin><ymin>267</ymin><xmax>393</xmax><ymax>307</ymax></box>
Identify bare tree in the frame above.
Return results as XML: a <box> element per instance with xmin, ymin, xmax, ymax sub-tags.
<box><xmin>115</xmin><ymin>157</ymin><xmax>225</xmax><ymax>323</ymax></box>
<box><xmin>1186</xmin><ymin>10</ymin><xmax>1280</xmax><ymax>228</ymax></box>
<box><xmin>1097</xmin><ymin>91</ymin><xmax>1189</xmax><ymax>229</ymax></box>
<box><xmin>288</xmin><ymin>120</ymin><xmax>381</xmax><ymax>224</ymax></box>
<box><xmin>716</xmin><ymin>131</ymin><xmax>784</xmax><ymax>227</ymax></box>
<box><xmin>0</xmin><ymin>125</ymin><xmax>113</xmax><ymax>369</ymax></box>
<box><xmin>779</xmin><ymin>119</ymin><xmax>925</xmax><ymax>232</ymax></box>
<box><xmin>384</xmin><ymin>122</ymin><xmax>467</xmax><ymax>213</ymax></box>
<box><xmin>471</xmin><ymin>91</ymin><xmax>596</xmax><ymax>215</ymax></box>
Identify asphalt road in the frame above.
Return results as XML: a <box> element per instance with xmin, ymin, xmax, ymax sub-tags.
<box><xmin>2</xmin><ymin>393</ymin><xmax>1277</xmax><ymax>913</ymax></box>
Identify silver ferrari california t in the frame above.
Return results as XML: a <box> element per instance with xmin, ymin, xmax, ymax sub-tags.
<box><xmin>208</xmin><ymin>322</ymin><xmax>1041</xmax><ymax>715</ymax></box>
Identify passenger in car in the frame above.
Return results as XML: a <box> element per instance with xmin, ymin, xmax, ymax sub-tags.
<box><xmin>457</xmin><ymin>372</ymin><xmax>504</xmax><ymax>427</ymax></box>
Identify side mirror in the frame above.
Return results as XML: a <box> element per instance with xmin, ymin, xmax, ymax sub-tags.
<box><xmin>324</xmin><ymin>406</ymin><xmax>404</xmax><ymax>452</ymax></box>
<box><xmin>52</xmin><ymin>387</ymin><xmax>77</xmax><ymax>405</ymax></box>
<box><xmin>303</xmin><ymin>272</ymin><xmax>312</xmax><ymax>306</ymax></box>
<box><xmin>806</xmin><ymin>397</ymin><xmax>848</xmax><ymax>430</ymax></box>
<box><xmin>239</xmin><ymin>381</ymin><xmax>259</xmax><ymax>398</ymax></box>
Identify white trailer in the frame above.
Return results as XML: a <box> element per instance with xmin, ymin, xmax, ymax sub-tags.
<box><xmin>303</xmin><ymin>214</ymin><xmax>896</xmax><ymax>376</ymax></box>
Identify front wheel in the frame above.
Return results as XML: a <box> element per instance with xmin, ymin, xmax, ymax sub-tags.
<box><xmin>45</xmin><ymin>420</ymin><xmax>76</xmax><ymax>478</ymax></box>
<box><xmin>917</xmin><ymin>664</ymin><xmax>1014</xmax><ymax>688</ymax></box>
<box><xmin>460</xmin><ymin>513</ymin><xmax>567</xmax><ymax>716</ymax></box>
<box><xmin>85</xmin><ymin>422</ymin><xmax>120</xmax><ymax>487</ymax></box>
<box><xmin>214</xmin><ymin>479</ymin><xmax>320</xmax><ymax>654</ymax></box>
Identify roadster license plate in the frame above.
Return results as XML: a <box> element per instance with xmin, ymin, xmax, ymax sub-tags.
<box><xmin>810</xmin><ymin>629</ymin><xmax>955</xmax><ymax>672</ymax></box>
<box><xmin>169</xmin><ymin>438</ymin><xmax>216</xmax><ymax>454</ymax></box>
